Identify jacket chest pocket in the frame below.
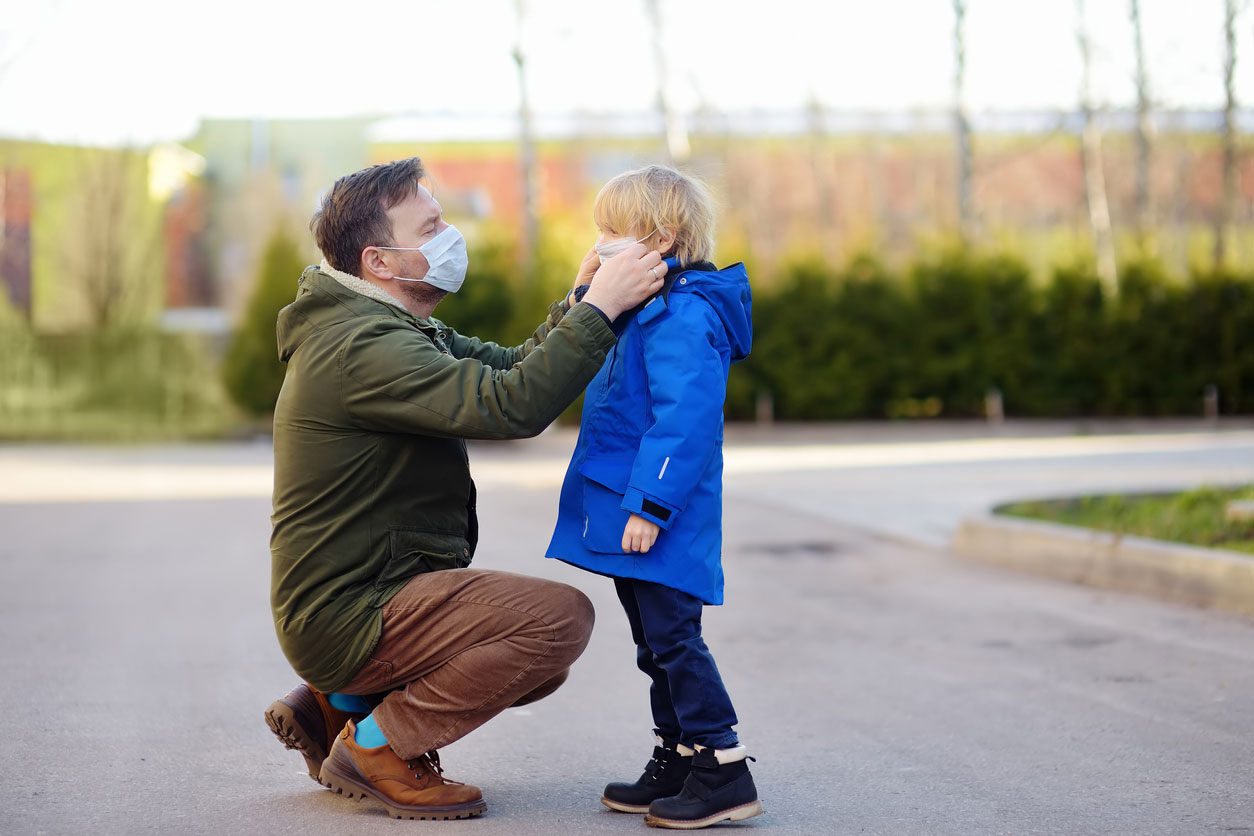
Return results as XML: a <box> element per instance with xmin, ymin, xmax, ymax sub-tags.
<box><xmin>377</xmin><ymin>528</ymin><xmax>472</xmax><ymax>591</ymax></box>
<box><xmin>578</xmin><ymin>459</ymin><xmax>633</xmax><ymax>555</ymax></box>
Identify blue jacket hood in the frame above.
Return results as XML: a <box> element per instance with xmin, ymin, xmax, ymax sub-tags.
<box><xmin>665</xmin><ymin>260</ymin><xmax>753</xmax><ymax>362</ymax></box>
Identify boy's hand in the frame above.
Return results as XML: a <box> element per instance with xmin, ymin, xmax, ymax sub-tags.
<box><xmin>566</xmin><ymin>246</ymin><xmax>600</xmax><ymax>307</ymax></box>
<box><xmin>622</xmin><ymin>514</ymin><xmax>660</xmax><ymax>554</ymax></box>
<box><xmin>576</xmin><ymin>246</ymin><xmax>599</xmax><ymax>286</ymax></box>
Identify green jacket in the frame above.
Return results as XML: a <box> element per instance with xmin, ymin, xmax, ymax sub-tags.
<box><xmin>270</xmin><ymin>266</ymin><xmax>615</xmax><ymax>692</ymax></box>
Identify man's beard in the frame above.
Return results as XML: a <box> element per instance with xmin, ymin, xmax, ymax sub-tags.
<box><xmin>399</xmin><ymin>280</ymin><xmax>448</xmax><ymax>313</ymax></box>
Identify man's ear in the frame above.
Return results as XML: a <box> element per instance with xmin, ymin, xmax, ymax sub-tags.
<box><xmin>360</xmin><ymin>246</ymin><xmax>391</xmax><ymax>281</ymax></box>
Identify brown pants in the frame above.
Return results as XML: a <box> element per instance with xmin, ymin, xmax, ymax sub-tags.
<box><xmin>337</xmin><ymin>568</ymin><xmax>595</xmax><ymax>760</ymax></box>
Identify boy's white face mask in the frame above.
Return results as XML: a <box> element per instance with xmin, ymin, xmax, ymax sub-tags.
<box><xmin>595</xmin><ymin>229</ymin><xmax>657</xmax><ymax>264</ymax></box>
<box><xmin>376</xmin><ymin>224</ymin><xmax>468</xmax><ymax>293</ymax></box>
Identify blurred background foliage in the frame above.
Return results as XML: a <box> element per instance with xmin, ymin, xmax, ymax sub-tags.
<box><xmin>0</xmin><ymin>323</ymin><xmax>230</xmax><ymax>441</ymax></box>
<box><xmin>4</xmin><ymin>2</ymin><xmax>1254</xmax><ymax>439</ymax></box>
<box><xmin>220</xmin><ymin>230</ymin><xmax>306</xmax><ymax>419</ymax></box>
<box><xmin>2</xmin><ymin>217</ymin><xmax>1252</xmax><ymax>439</ymax></box>
<box><xmin>727</xmin><ymin>251</ymin><xmax>1252</xmax><ymax>421</ymax></box>
<box><xmin>4</xmin><ymin>94</ymin><xmax>1254</xmax><ymax>438</ymax></box>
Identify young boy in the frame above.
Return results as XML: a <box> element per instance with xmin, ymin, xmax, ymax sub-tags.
<box><xmin>546</xmin><ymin>165</ymin><xmax>760</xmax><ymax>829</ymax></box>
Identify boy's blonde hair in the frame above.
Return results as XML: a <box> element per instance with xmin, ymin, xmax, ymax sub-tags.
<box><xmin>593</xmin><ymin>165</ymin><xmax>715</xmax><ymax>265</ymax></box>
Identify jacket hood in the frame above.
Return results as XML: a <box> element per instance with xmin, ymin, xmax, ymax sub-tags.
<box><xmin>276</xmin><ymin>266</ymin><xmax>411</xmax><ymax>363</ymax></box>
<box><xmin>670</xmin><ymin>261</ymin><xmax>753</xmax><ymax>362</ymax></box>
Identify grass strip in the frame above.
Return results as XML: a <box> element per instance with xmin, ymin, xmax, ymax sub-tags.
<box><xmin>998</xmin><ymin>485</ymin><xmax>1254</xmax><ymax>556</ymax></box>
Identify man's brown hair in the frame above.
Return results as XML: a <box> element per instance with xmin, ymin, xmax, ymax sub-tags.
<box><xmin>311</xmin><ymin>157</ymin><xmax>426</xmax><ymax>275</ymax></box>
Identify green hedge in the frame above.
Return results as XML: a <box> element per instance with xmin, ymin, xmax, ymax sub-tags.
<box><xmin>727</xmin><ymin>252</ymin><xmax>1254</xmax><ymax>420</ymax></box>
<box><xmin>0</xmin><ymin>328</ymin><xmax>232</xmax><ymax>441</ymax></box>
<box><xmin>215</xmin><ymin>236</ymin><xmax>1253</xmax><ymax>424</ymax></box>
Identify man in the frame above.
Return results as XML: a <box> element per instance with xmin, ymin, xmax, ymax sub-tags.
<box><xmin>264</xmin><ymin>157</ymin><xmax>666</xmax><ymax>820</ymax></box>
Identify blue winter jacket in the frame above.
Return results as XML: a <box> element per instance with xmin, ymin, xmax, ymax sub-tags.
<box><xmin>545</xmin><ymin>260</ymin><xmax>753</xmax><ymax>604</ymax></box>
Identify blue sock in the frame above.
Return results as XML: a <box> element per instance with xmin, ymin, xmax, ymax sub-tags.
<box><xmin>354</xmin><ymin>712</ymin><xmax>388</xmax><ymax>748</ymax></box>
<box><xmin>327</xmin><ymin>692</ymin><xmax>371</xmax><ymax>713</ymax></box>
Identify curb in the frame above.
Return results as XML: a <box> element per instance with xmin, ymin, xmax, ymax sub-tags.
<box><xmin>952</xmin><ymin>513</ymin><xmax>1254</xmax><ymax>617</ymax></box>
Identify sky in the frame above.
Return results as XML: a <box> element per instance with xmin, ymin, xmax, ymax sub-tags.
<box><xmin>0</xmin><ymin>0</ymin><xmax>1249</xmax><ymax>147</ymax></box>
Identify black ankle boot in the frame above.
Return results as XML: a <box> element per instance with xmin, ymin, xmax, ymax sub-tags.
<box><xmin>645</xmin><ymin>746</ymin><xmax>763</xmax><ymax>829</ymax></box>
<box><xmin>601</xmin><ymin>738</ymin><xmax>694</xmax><ymax>813</ymax></box>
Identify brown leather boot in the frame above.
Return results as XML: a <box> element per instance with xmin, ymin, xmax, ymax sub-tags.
<box><xmin>264</xmin><ymin>684</ymin><xmax>365</xmax><ymax>781</ymax></box>
<box><xmin>318</xmin><ymin>720</ymin><xmax>487</xmax><ymax>820</ymax></box>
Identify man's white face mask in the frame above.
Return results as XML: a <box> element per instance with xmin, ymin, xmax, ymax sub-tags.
<box><xmin>594</xmin><ymin>229</ymin><xmax>657</xmax><ymax>264</ymax></box>
<box><xmin>376</xmin><ymin>225</ymin><xmax>468</xmax><ymax>293</ymax></box>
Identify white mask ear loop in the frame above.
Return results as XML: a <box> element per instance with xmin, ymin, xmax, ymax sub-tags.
<box><xmin>373</xmin><ymin>246</ymin><xmax>422</xmax><ymax>282</ymax></box>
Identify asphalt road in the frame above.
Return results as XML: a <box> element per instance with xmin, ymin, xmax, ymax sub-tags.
<box><xmin>1</xmin><ymin>421</ymin><xmax>1251</xmax><ymax>835</ymax></box>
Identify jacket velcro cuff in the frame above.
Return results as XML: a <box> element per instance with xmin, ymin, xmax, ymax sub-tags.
<box><xmin>562</xmin><ymin>301</ymin><xmax>617</xmax><ymax>353</ymax></box>
<box><xmin>621</xmin><ymin>487</ymin><xmax>679</xmax><ymax>530</ymax></box>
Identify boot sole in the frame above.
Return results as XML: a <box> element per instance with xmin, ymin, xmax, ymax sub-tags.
<box><xmin>264</xmin><ymin>700</ymin><xmax>324</xmax><ymax>782</ymax></box>
<box><xmin>645</xmin><ymin>800</ymin><xmax>764</xmax><ymax>829</ymax></box>
<box><xmin>601</xmin><ymin>796</ymin><xmax>651</xmax><ymax>814</ymax></box>
<box><xmin>319</xmin><ymin>752</ymin><xmax>487</xmax><ymax>820</ymax></box>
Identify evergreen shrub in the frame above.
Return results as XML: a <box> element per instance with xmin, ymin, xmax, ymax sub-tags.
<box><xmin>221</xmin><ymin>229</ymin><xmax>306</xmax><ymax>417</ymax></box>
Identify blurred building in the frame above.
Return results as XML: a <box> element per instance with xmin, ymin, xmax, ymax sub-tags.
<box><xmin>3</xmin><ymin>106</ymin><xmax>1252</xmax><ymax>331</ymax></box>
<box><xmin>0</xmin><ymin>168</ymin><xmax>32</xmax><ymax>319</ymax></box>
<box><xmin>184</xmin><ymin>118</ymin><xmax>373</xmax><ymax>321</ymax></box>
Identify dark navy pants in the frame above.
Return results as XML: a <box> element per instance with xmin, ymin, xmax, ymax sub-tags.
<box><xmin>613</xmin><ymin>577</ymin><xmax>740</xmax><ymax>749</ymax></box>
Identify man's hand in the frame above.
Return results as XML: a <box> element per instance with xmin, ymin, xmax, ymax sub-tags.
<box><xmin>581</xmin><ymin>243</ymin><xmax>666</xmax><ymax>322</ymax></box>
<box><xmin>622</xmin><ymin>513</ymin><xmax>661</xmax><ymax>554</ymax></box>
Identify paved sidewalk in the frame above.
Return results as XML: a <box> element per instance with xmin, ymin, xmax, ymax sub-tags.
<box><xmin>1</xmin><ymin>422</ymin><xmax>1251</xmax><ymax>835</ymax></box>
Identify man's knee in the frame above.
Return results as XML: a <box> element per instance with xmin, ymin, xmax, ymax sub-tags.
<box><xmin>499</xmin><ymin>583</ymin><xmax>592</xmax><ymax>707</ymax></box>
<box><xmin>486</xmin><ymin>573</ymin><xmax>594</xmax><ymax>666</ymax></box>
<box><xmin>546</xmin><ymin>582</ymin><xmax>595</xmax><ymax>660</ymax></box>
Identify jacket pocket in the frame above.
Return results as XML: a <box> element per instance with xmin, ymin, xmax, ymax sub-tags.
<box><xmin>377</xmin><ymin>528</ymin><xmax>472</xmax><ymax>592</ymax></box>
<box><xmin>578</xmin><ymin>458</ymin><xmax>633</xmax><ymax>554</ymax></box>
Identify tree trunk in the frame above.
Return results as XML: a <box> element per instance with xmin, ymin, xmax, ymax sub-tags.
<box><xmin>513</xmin><ymin>0</ymin><xmax>538</xmax><ymax>282</ymax></box>
<box><xmin>807</xmin><ymin>97</ymin><xmax>838</xmax><ymax>262</ymax></box>
<box><xmin>646</xmin><ymin>0</ymin><xmax>689</xmax><ymax>163</ymax></box>
<box><xmin>1131</xmin><ymin>0</ymin><xmax>1156</xmax><ymax>254</ymax></box>
<box><xmin>1214</xmin><ymin>0</ymin><xmax>1238</xmax><ymax>269</ymax></box>
<box><xmin>953</xmin><ymin>0</ymin><xmax>974</xmax><ymax>241</ymax></box>
<box><xmin>1077</xmin><ymin>0</ymin><xmax>1118</xmax><ymax>295</ymax></box>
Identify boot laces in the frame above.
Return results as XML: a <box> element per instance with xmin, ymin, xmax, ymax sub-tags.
<box><xmin>406</xmin><ymin>751</ymin><xmax>441</xmax><ymax>784</ymax></box>
<box><xmin>406</xmin><ymin>750</ymin><xmax>467</xmax><ymax>787</ymax></box>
